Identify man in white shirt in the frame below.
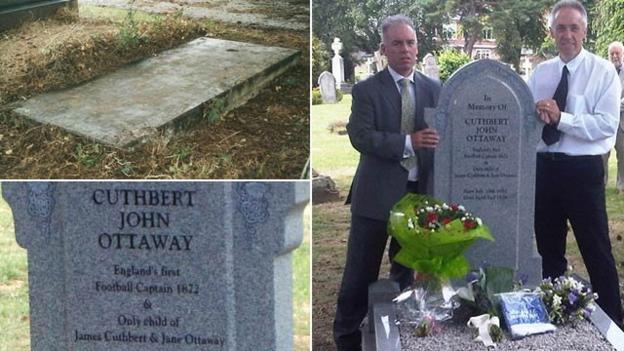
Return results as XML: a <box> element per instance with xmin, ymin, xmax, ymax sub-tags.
<box><xmin>528</xmin><ymin>0</ymin><xmax>623</xmax><ymax>324</ymax></box>
<box><xmin>605</xmin><ymin>41</ymin><xmax>624</xmax><ymax>193</ymax></box>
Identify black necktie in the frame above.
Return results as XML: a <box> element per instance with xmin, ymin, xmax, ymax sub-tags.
<box><xmin>542</xmin><ymin>65</ymin><xmax>568</xmax><ymax>145</ymax></box>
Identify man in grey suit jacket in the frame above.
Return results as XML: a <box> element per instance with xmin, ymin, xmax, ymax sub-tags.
<box><xmin>333</xmin><ymin>15</ymin><xmax>441</xmax><ymax>351</ymax></box>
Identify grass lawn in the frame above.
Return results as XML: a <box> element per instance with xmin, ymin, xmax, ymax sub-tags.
<box><xmin>0</xmin><ymin>185</ymin><xmax>310</xmax><ymax>351</ymax></box>
<box><xmin>311</xmin><ymin>94</ymin><xmax>624</xmax><ymax>350</ymax></box>
<box><xmin>311</xmin><ymin>95</ymin><xmax>359</xmax><ymax>191</ymax></box>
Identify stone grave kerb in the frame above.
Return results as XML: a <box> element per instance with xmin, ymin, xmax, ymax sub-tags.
<box><xmin>425</xmin><ymin>59</ymin><xmax>542</xmax><ymax>286</ymax></box>
<box><xmin>2</xmin><ymin>181</ymin><xmax>308</xmax><ymax>351</ymax></box>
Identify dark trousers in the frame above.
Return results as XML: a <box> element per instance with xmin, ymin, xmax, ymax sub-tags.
<box><xmin>535</xmin><ymin>153</ymin><xmax>623</xmax><ymax>324</ymax></box>
<box><xmin>333</xmin><ymin>200</ymin><xmax>414</xmax><ymax>350</ymax></box>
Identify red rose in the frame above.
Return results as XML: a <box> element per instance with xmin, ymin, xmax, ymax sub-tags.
<box><xmin>426</xmin><ymin>212</ymin><xmax>438</xmax><ymax>224</ymax></box>
<box><xmin>463</xmin><ymin>219</ymin><xmax>477</xmax><ymax>230</ymax></box>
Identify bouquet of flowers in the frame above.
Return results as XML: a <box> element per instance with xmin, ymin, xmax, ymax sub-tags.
<box><xmin>535</xmin><ymin>273</ymin><xmax>597</xmax><ymax>325</ymax></box>
<box><xmin>388</xmin><ymin>193</ymin><xmax>494</xmax><ymax>281</ymax></box>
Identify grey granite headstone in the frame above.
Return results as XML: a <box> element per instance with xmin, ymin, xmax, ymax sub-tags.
<box><xmin>425</xmin><ymin>59</ymin><xmax>542</xmax><ymax>286</ymax></box>
<box><xmin>2</xmin><ymin>181</ymin><xmax>308</xmax><ymax>351</ymax></box>
<box><xmin>318</xmin><ymin>71</ymin><xmax>337</xmax><ymax>104</ymax></box>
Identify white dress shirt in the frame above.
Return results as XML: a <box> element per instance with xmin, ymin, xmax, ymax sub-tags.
<box><xmin>528</xmin><ymin>49</ymin><xmax>621</xmax><ymax>155</ymax></box>
<box><xmin>387</xmin><ymin>66</ymin><xmax>419</xmax><ymax>181</ymax></box>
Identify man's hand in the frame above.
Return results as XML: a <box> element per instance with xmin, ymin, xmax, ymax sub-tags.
<box><xmin>410</xmin><ymin>128</ymin><xmax>439</xmax><ymax>149</ymax></box>
<box><xmin>536</xmin><ymin>99</ymin><xmax>561</xmax><ymax>125</ymax></box>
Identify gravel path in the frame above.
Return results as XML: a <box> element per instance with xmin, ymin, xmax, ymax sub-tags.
<box><xmin>400</xmin><ymin>320</ymin><xmax>615</xmax><ymax>351</ymax></box>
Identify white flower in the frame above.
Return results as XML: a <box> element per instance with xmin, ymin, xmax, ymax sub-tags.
<box><xmin>458</xmin><ymin>205</ymin><xmax>465</xmax><ymax>211</ymax></box>
<box><xmin>425</xmin><ymin>206</ymin><xmax>433</xmax><ymax>212</ymax></box>
<box><xmin>553</xmin><ymin>295</ymin><xmax>562</xmax><ymax>308</ymax></box>
<box><xmin>476</xmin><ymin>218</ymin><xmax>482</xmax><ymax>226</ymax></box>
<box><xmin>442</xmin><ymin>203</ymin><xmax>449</xmax><ymax>210</ymax></box>
<box><xmin>407</xmin><ymin>218</ymin><xmax>415</xmax><ymax>230</ymax></box>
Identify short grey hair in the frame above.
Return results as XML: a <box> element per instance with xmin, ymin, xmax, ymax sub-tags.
<box><xmin>549</xmin><ymin>0</ymin><xmax>588</xmax><ymax>29</ymax></box>
<box><xmin>608</xmin><ymin>41</ymin><xmax>624</xmax><ymax>53</ymax></box>
<box><xmin>380</xmin><ymin>15</ymin><xmax>415</xmax><ymax>42</ymax></box>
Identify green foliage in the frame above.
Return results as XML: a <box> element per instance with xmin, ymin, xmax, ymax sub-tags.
<box><xmin>312</xmin><ymin>87</ymin><xmax>343</xmax><ymax>105</ymax></box>
<box><xmin>438</xmin><ymin>49</ymin><xmax>471</xmax><ymax>82</ymax></box>
<box><xmin>490</xmin><ymin>0</ymin><xmax>551</xmax><ymax>72</ymax></box>
<box><xmin>72</xmin><ymin>143</ymin><xmax>103</xmax><ymax>168</ymax></box>
<box><xmin>117</xmin><ymin>1</ymin><xmax>143</xmax><ymax>48</ymax></box>
<box><xmin>312</xmin><ymin>35</ymin><xmax>330</xmax><ymax>87</ymax></box>
<box><xmin>335</xmin><ymin>88</ymin><xmax>343</xmax><ymax>102</ymax></box>
<box><xmin>537</xmin><ymin>36</ymin><xmax>557</xmax><ymax>58</ymax></box>
<box><xmin>592</xmin><ymin>0</ymin><xmax>624</xmax><ymax>57</ymax></box>
<box><xmin>312</xmin><ymin>0</ymin><xmax>447</xmax><ymax>67</ymax></box>
<box><xmin>312</xmin><ymin>87</ymin><xmax>322</xmax><ymax>105</ymax></box>
<box><xmin>118</xmin><ymin>163</ymin><xmax>134</xmax><ymax>177</ymax></box>
<box><xmin>204</xmin><ymin>97</ymin><xmax>225</xmax><ymax>123</ymax></box>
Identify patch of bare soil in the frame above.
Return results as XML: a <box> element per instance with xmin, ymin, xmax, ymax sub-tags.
<box><xmin>0</xmin><ymin>9</ymin><xmax>309</xmax><ymax>179</ymax></box>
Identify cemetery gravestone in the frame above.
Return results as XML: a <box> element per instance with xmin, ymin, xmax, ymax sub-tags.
<box><xmin>0</xmin><ymin>0</ymin><xmax>76</xmax><ymax>31</ymax></box>
<box><xmin>11</xmin><ymin>37</ymin><xmax>299</xmax><ymax>147</ymax></box>
<box><xmin>425</xmin><ymin>59</ymin><xmax>542</xmax><ymax>286</ymax></box>
<box><xmin>318</xmin><ymin>71</ymin><xmax>337</xmax><ymax>104</ymax></box>
<box><xmin>331</xmin><ymin>37</ymin><xmax>344</xmax><ymax>89</ymax></box>
<box><xmin>422</xmin><ymin>53</ymin><xmax>440</xmax><ymax>80</ymax></box>
<box><xmin>2</xmin><ymin>181</ymin><xmax>308</xmax><ymax>351</ymax></box>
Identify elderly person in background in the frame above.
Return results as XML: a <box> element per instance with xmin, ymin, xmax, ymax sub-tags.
<box><xmin>603</xmin><ymin>41</ymin><xmax>624</xmax><ymax>192</ymax></box>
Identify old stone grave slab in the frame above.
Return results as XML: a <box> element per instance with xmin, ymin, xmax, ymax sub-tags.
<box><xmin>425</xmin><ymin>59</ymin><xmax>542</xmax><ymax>286</ymax></box>
<box><xmin>2</xmin><ymin>181</ymin><xmax>308</xmax><ymax>351</ymax></box>
<box><xmin>11</xmin><ymin>37</ymin><xmax>299</xmax><ymax>147</ymax></box>
<box><xmin>0</xmin><ymin>0</ymin><xmax>76</xmax><ymax>31</ymax></box>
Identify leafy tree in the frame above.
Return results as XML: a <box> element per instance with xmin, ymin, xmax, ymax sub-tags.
<box><xmin>438</xmin><ymin>49</ymin><xmax>471</xmax><ymax>81</ymax></box>
<box><xmin>312</xmin><ymin>35</ymin><xmax>330</xmax><ymax>86</ymax></box>
<box><xmin>490</xmin><ymin>0</ymin><xmax>551</xmax><ymax>72</ymax></box>
<box><xmin>592</xmin><ymin>0</ymin><xmax>624</xmax><ymax>57</ymax></box>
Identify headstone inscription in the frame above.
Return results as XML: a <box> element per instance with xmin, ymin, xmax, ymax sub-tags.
<box><xmin>425</xmin><ymin>59</ymin><xmax>542</xmax><ymax>286</ymax></box>
<box><xmin>318</xmin><ymin>71</ymin><xmax>337</xmax><ymax>104</ymax></box>
<box><xmin>0</xmin><ymin>0</ymin><xmax>77</xmax><ymax>32</ymax></box>
<box><xmin>2</xmin><ymin>181</ymin><xmax>309</xmax><ymax>351</ymax></box>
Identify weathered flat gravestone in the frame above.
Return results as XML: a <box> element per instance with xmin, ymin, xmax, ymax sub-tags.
<box><xmin>0</xmin><ymin>0</ymin><xmax>76</xmax><ymax>32</ymax></box>
<box><xmin>2</xmin><ymin>181</ymin><xmax>308</xmax><ymax>351</ymax></box>
<box><xmin>11</xmin><ymin>37</ymin><xmax>299</xmax><ymax>147</ymax></box>
<box><xmin>318</xmin><ymin>71</ymin><xmax>337</xmax><ymax>104</ymax></box>
<box><xmin>425</xmin><ymin>59</ymin><xmax>542</xmax><ymax>286</ymax></box>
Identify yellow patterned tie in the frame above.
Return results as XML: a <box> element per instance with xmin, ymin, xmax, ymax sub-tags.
<box><xmin>400</xmin><ymin>78</ymin><xmax>418</xmax><ymax>170</ymax></box>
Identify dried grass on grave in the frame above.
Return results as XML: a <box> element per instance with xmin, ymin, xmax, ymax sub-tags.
<box><xmin>0</xmin><ymin>9</ymin><xmax>208</xmax><ymax>106</ymax></box>
<box><xmin>0</xmin><ymin>9</ymin><xmax>309</xmax><ymax>179</ymax></box>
